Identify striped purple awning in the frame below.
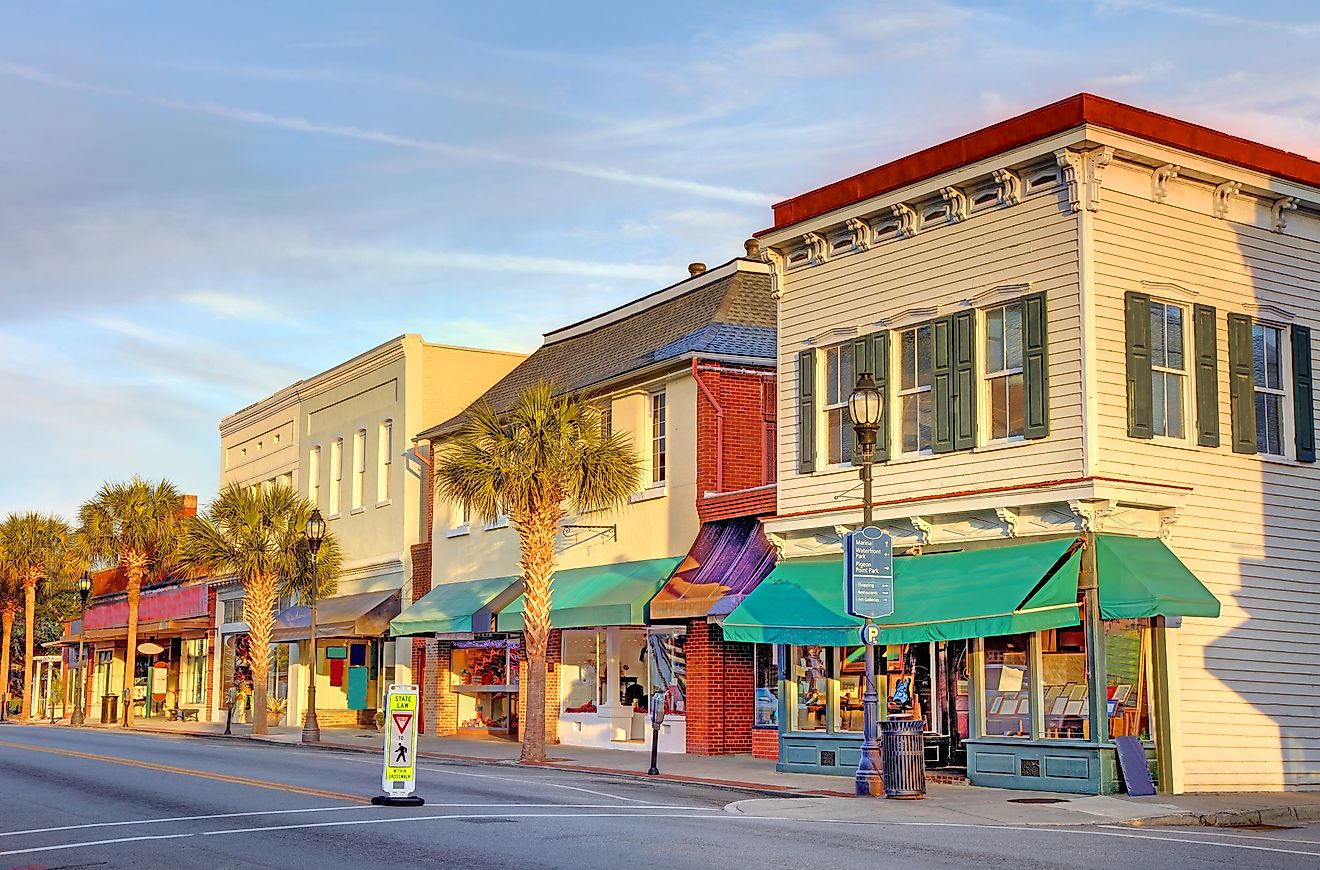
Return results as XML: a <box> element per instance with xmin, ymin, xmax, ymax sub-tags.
<box><xmin>649</xmin><ymin>516</ymin><xmax>776</xmax><ymax>621</ymax></box>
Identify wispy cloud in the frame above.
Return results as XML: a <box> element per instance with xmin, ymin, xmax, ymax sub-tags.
<box><xmin>1089</xmin><ymin>59</ymin><xmax>1175</xmax><ymax>87</ymax></box>
<box><xmin>182</xmin><ymin>292</ymin><xmax>285</xmax><ymax>322</ymax></box>
<box><xmin>0</xmin><ymin>60</ymin><xmax>779</xmax><ymax>205</ymax></box>
<box><xmin>1089</xmin><ymin>1</ymin><xmax>1320</xmax><ymax>37</ymax></box>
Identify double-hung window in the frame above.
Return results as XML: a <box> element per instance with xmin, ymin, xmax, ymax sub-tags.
<box><xmin>352</xmin><ymin>429</ymin><xmax>366</xmax><ymax>510</ymax></box>
<box><xmin>899</xmin><ymin>325</ymin><xmax>934</xmax><ymax>453</ymax></box>
<box><xmin>651</xmin><ymin>392</ymin><xmax>667</xmax><ymax>484</ymax></box>
<box><xmin>377</xmin><ymin>419</ymin><xmax>392</xmax><ymax>503</ymax></box>
<box><xmin>309</xmin><ymin>446</ymin><xmax>321</xmax><ymax>508</ymax></box>
<box><xmin>1150</xmin><ymin>301</ymin><xmax>1187</xmax><ymax>439</ymax></box>
<box><xmin>329</xmin><ymin>438</ymin><xmax>343</xmax><ymax>515</ymax></box>
<box><xmin>985</xmin><ymin>302</ymin><xmax>1026</xmax><ymax>441</ymax></box>
<box><xmin>1253</xmin><ymin>323</ymin><xmax>1286</xmax><ymax>455</ymax></box>
<box><xmin>823</xmin><ymin>344</ymin><xmax>855</xmax><ymax>465</ymax></box>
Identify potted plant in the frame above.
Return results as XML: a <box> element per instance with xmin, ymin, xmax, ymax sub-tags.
<box><xmin>373</xmin><ymin>710</ymin><xmax>385</xmax><ymax>731</ymax></box>
<box><xmin>267</xmin><ymin>697</ymin><xmax>287</xmax><ymax>727</ymax></box>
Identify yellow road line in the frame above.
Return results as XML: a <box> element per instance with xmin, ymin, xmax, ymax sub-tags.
<box><xmin>0</xmin><ymin>739</ymin><xmax>368</xmax><ymax>805</ymax></box>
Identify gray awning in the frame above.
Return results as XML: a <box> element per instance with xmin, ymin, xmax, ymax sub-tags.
<box><xmin>272</xmin><ymin>589</ymin><xmax>401</xmax><ymax>642</ymax></box>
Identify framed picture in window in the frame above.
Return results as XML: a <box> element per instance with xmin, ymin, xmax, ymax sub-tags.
<box><xmin>1065</xmin><ymin>699</ymin><xmax>1085</xmax><ymax>717</ymax></box>
<box><xmin>989</xmin><ymin>697</ymin><xmax>1003</xmax><ymax>715</ymax></box>
<box><xmin>1051</xmin><ymin>696</ymin><xmax>1068</xmax><ymax>716</ymax></box>
<box><xmin>1068</xmin><ymin>683</ymin><xmax>1088</xmax><ymax>701</ymax></box>
<box><xmin>1112</xmin><ymin>684</ymin><xmax>1133</xmax><ymax>704</ymax></box>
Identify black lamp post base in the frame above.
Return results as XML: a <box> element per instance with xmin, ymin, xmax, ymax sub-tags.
<box><xmin>371</xmin><ymin>795</ymin><xmax>425</xmax><ymax>807</ymax></box>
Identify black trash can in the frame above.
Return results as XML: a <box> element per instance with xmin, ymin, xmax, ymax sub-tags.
<box><xmin>880</xmin><ymin>717</ymin><xmax>926</xmax><ymax>799</ymax></box>
<box><xmin>101</xmin><ymin>694</ymin><xmax>118</xmax><ymax>724</ymax></box>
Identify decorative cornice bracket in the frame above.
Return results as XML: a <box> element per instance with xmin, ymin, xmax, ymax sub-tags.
<box><xmin>846</xmin><ymin>217</ymin><xmax>873</xmax><ymax>253</ymax></box>
<box><xmin>995</xmin><ymin>507</ymin><xmax>1020</xmax><ymax>538</ymax></box>
<box><xmin>1212</xmin><ymin>181</ymin><xmax>1242</xmax><ymax>220</ymax></box>
<box><xmin>1151</xmin><ymin>164</ymin><xmax>1180</xmax><ymax>204</ymax></box>
<box><xmin>940</xmin><ymin>186</ymin><xmax>968</xmax><ymax>223</ymax></box>
<box><xmin>763</xmin><ymin>247</ymin><xmax>786</xmax><ymax>301</ymax></box>
<box><xmin>803</xmin><ymin>232</ymin><xmax>830</xmax><ymax>266</ymax></box>
<box><xmin>1055</xmin><ymin>146</ymin><xmax>1113</xmax><ymax>212</ymax></box>
<box><xmin>993</xmin><ymin>168</ymin><xmax>1022</xmax><ymax>207</ymax></box>
<box><xmin>1271</xmin><ymin>196</ymin><xmax>1299</xmax><ymax>233</ymax></box>
<box><xmin>891</xmin><ymin>203</ymin><xmax>918</xmax><ymax>239</ymax></box>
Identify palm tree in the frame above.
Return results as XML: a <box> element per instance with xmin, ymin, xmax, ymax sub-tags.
<box><xmin>0</xmin><ymin>535</ymin><xmax>21</xmax><ymax>714</ymax></box>
<box><xmin>179</xmin><ymin>484</ymin><xmax>339</xmax><ymax>735</ymax></box>
<box><xmin>79</xmin><ymin>478</ymin><xmax>184</xmax><ymax>727</ymax></box>
<box><xmin>435</xmin><ymin>382</ymin><xmax>640</xmax><ymax>763</ymax></box>
<box><xmin>0</xmin><ymin>513</ymin><xmax>78</xmax><ymax>719</ymax></box>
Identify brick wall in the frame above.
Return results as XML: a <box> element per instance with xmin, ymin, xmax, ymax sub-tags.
<box><xmin>694</xmin><ymin>360</ymin><xmax>777</xmax><ymax>522</ymax></box>
<box><xmin>432</xmin><ymin>641</ymin><xmax>458</xmax><ymax>736</ymax></box>
<box><xmin>684</xmin><ymin>620</ymin><xmax>755</xmax><ymax>755</ymax></box>
<box><xmin>751</xmin><ymin>726</ymin><xmax>780</xmax><ymax>760</ymax></box>
<box><xmin>515</xmin><ymin>629</ymin><xmax>561</xmax><ymax>744</ymax></box>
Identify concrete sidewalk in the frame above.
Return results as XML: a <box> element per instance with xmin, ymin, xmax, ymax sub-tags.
<box><xmin>64</xmin><ymin>718</ymin><xmax>1320</xmax><ymax>829</ymax></box>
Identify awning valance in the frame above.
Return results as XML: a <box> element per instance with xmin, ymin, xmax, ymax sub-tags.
<box><xmin>649</xmin><ymin>517</ymin><xmax>776</xmax><ymax>621</ymax></box>
<box><xmin>497</xmin><ymin>557</ymin><xmax>683</xmax><ymax>631</ymax></box>
<box><xmin>390</xmin><ymin>575</ymin><xmax>523</xmax><ymax>637</ymax></box>
<box><xmin>272</xmin><ymin>589</ymin><xmax>401</xmax><ymax>642</ymax></box>
<box><xmin>722</xmin><ymin>538</ymin><xmax>1083</xmax><ymax>646</ymax></box>
<box><xmin>1095</xmin><ymin>535</ymin><xmax>1221</xmax><ymax>619</ymax></box>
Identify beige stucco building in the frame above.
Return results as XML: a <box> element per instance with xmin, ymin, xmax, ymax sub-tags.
<box><xmin>741</xmin><ymin>94</ymin><xmax>1320</xmax><ymax>793</ymax></box>
<box><xmin>212</xmin><ymin>335</ymin><xmax>523</xmax><ymax>727</ymax></box>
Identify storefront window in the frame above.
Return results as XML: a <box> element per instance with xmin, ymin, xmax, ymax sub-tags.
<box><xmin>791</xmin><ymin>645</ymin><xmax>829</xmax><ymax>731</ymax></box>
<box><xmin>1104</xmin><ymin>618</ymin><xmax>1152</xmax><ymax>741</ymax></box>
<box><xmin>268</xmin><ymin>643</ymin><xmax>290</xmax><ymax>702</ymax></box>
<box><xmin>561</xmin><ymin>630</ymin><xmax>603</xmax><ymax>713</ymax></box>
<box><xmin>753</xmin><ymin>644</ymin><xmax>778</xmax><ymax>727</ymax></box>
<box><xmin>96</xmin><ymin>649</ymin><xmax>114</xmax><ymax>697</ymax></box>
<box><xmin>837</xmin><ymin>647</ymin><xmax>866</xmax><ymax>732</ymax></box>
<box><xmin>181</xmin><ymin>638</ymin><xmax>208</xmax><ymax>705</ymax></box>
<box><xmin>646</xmin><ymin>629</ymin><xmax>685</xmax><ymax>716</ymax></box>
<box><xmin>982</xmin><ymin>634</ymin><xmax>1033</xmax><ymax>737</ymax></box>
<box><xmin>1041</xmin><ymin>625</ymin><xmax>1089</xmax><ymax>739</ymax></box>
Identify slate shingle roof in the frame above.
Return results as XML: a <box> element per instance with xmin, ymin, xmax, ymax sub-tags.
<box><xmin>421</xmin><ymin>260</ymin><xmax>774</xmax><ymax>438</ymax></box>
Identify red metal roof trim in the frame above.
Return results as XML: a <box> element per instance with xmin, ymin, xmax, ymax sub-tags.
<box><xmin>762</xmin><ymin>93</ymin><xmax>1320</xmax><ymax>233</ymax></box>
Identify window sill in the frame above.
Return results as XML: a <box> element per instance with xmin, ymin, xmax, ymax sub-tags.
<box><xmin>1258</xmin><ymin>452</ymin><xmax>1302</xmax><ymax>467</ymax></box>
<box><xmin>629</xmin><ymin>486</ymin><xmax>667</xmax><ymax>504</ymax></box>
<box><xmin>375</xmin><ymin>499</ymin><xmax>392</xmax><ymax>509</ymax></box>
<box><xmin>483</xmin><ymin>518</ymin><xmax>510</xmax><ymax>531</ymax></box>
<box><xmin>350</xmin><ymin>507</ymin><xmax>365</xmax><ymax>516</ymax></box>
<box><xmin>446</xmin><ymin>525</ymin><xmax>471</xmax><ymax>538</ymax></box>
<box><xmin>1149</xmin><ymin>436</ymin><xmax>1199</xmax><ymax>452</ymax></box>
<box><xmin>973</xmin><ymin>438</ymin><xmax>1029</xmax><ymax>454</ymax></box>
<box><xmin>327</xmin><ymin>512</ymin><xmax>342</xmax><ymax>521</ymax></box>
<box><xmin>885</xmin><ymin>450</ymin><xmax>936</xmax><ymax>466</ymax></box>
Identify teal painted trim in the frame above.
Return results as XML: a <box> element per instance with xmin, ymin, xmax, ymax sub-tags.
<box><xmin>965</xmin><ymin>738</ymin><xmax>1109</xmax><ymax>794</ymax></box>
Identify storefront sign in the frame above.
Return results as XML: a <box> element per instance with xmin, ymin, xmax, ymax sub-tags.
<box><xmin>84</xmin><ymin>585</ymin><xmax>209</xmax><ymax>630</ymax></box>
<box><xmin>382</xmin><ymin>684</ymin><xmax>419</xmax><ymax>798</ymax></box>
<box><xmin>844</xmin><ymin>526</ymin><xmax>894</xmax><ymax>619</ymax></box>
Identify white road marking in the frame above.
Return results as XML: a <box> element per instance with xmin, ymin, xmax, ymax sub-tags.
<box><xmin>1098</xmin><ymin>824</ymin><xmax>1320</xmax><ymax>846</ymax></box>
<box><xmin>338</xmin><ymin>754</ymin><xmax>651</xmax><ymax>803</ymax></box>
<box><xmin>0</xmin><ymin>832</ymin><xmax>194</xmax><ymax>857</ymax></box>
<box><xmin>0</xmin><ymin>805</ymin><xmax>375</xmax><ymax>838</ymax></box>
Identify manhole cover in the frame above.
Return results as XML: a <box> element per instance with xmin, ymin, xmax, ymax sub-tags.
<box><xmin>1006</xmin><ymin>797</ymin><xmax>1070</xmax><ymax>804</ymax></box>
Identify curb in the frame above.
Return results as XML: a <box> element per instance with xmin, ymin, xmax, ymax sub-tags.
<box><xmin>1123</xmin><ymin>804</ymin><xmax>1320</xmax><ymax>828</ymax></box>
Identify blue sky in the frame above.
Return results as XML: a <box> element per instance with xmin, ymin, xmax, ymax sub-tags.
<box><xmin>2</xmin><ymin>0</ymin><xmax>1317</xmax><ymax>519</ymax></box>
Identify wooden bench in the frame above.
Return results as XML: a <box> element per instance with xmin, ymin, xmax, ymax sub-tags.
<box><xmin>168</xmin><ymin>707</ymin><xmax>201</xmax><ymax>722</ymax></box>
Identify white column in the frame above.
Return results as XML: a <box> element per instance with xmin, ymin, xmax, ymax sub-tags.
<box><xmin>287</xmin><ymin>641</ymin><xmax>304</xmax><ymax>726</ymax></box>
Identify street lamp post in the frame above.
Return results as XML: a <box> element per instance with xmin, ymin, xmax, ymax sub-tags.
<box><xmin>302</xmin><ymin>508</ymin><xmax>326</xmax><ymax>744</ymax></box>
<box><xmin>71</xmin><ymin>572</ymin><xmax>93</xmax><ymax>726</ymax></box>
<box><xmin>849</xmin><ymin>371</ymin><xmax>884</xmax><ymax>797</ymax></box>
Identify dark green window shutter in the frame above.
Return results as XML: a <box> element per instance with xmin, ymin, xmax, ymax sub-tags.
<box><xmin>932</xmin><ymin>316</ymin><xmax>955</xmax><ymax>454</ymax></box>
<box><xmin>871</xmin><ymin>332</ymin><xmax>891</xmax><ymax>462</ymax></box>
<box><xmin>1193</xmin><ymin>304</ymin><xmax>1220</xmax><ymax>448</ymax></box>
<box><xmin>1124</xmin><ymin>291</ymin><xmax>1153</xmax><ymax>439</ymax></box>
<box><xmin>1023</xmin><ymin>291</ymin><xmax>1050</xmax><ymax>440</ymax></box>
<box><xmin>1292</xmin><ymin>325</ymin><xmax>1315</xmax><ymax>462</ymax></box>
<box><xmin>1227</xmin><ymin>313</ymin><xmax>1256</xmax><ymax>454</ymax></box>
<box><xmin>851</xmin><ymin>337</ymin><xmax>871</xmax><ymax>379</ymax></box>
<box><xmin>951</xmin><ymin>310</ymin><xmax>977</xmax><ymax>450</ymax></box>
<box><xmin>796</xmin><ymin>349</ymin><xmax>816</xmax><ymax>473</ymax></box>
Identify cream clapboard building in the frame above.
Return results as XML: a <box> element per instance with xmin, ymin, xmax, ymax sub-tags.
<box><xmin>747</xmin><ymin>94</ymin><xmax>1319</xmax><ymax>793</ymax></box>
<box><xmin>213</xmin><ymin>335</ymin><xmax>523</xmax><ymax>726</ymax></box>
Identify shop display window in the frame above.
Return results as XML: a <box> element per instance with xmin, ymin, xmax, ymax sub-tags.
<box><xmin>753</xmin><ymin>644</ymin><xmax>778</xmax><ymax>727</ymax></box>
<box><xmin>561</xmin><ymin>630</ymin><xmax>604</xmax><ymax>713</ymax></box>
<box><xmin>982</xmin><ymin>634</ymin><xmax>1033</xmax><ymax>737</ymax></box>
<box><xmin>1104</xmin><ymin>618</ymin><xmax>1152</xmax><ymax>741</ymax></box>
<box><xmin>836</xmin><ymin>647</ymin><xmax>865</xmax><ymax>732</ymax></box>
<box><xmin>645</xmin><ymin>629</ymin><xmax>684</xmax><ymax>716</ymax></box>
<box><xmin>791</xmin><ymin>645</ymin><xmax>829</xmax><ymax>731</ymax></box>
<box><xmin>181</xmin><ymin>638</ymin><xmax>207</xmax><ymax>705</ymax></box>
<box><xmin>1041</xmin><ymin>625</ymin><xmax>1089</xmax><ymax>739</ymax></box>
<box><xmin>453</xmin><ymin>645</ymin><xmax>511</xmax><ymax>687</ymax></box>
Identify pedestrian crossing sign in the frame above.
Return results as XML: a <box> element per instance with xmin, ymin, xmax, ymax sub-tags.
<box><xmin>382</xmin><ymin>684</ymin><xmax>419</xmax><ymax>796</ymax></box>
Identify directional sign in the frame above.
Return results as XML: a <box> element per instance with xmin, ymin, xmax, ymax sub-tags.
<box><xmin>844</xmin><ymin>526</ymin><xmax>894</xmax><ymax>619</ymax></box>
<box><xmin>382</xmin><ymin>684</ymin><xmax>419</xmax><ymax>797</ymax></box>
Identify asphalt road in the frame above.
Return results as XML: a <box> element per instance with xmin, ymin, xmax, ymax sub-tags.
<box><xmin>1</xmin><ymin>724</ymin><xmax>1317</xmax><ymax>869</ymax></box>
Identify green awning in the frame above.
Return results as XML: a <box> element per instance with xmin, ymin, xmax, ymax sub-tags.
<box><xmin>1095</xmin><ymin>534</ymin><xmax>1220</xmax><ymax>619</ymax></box>
<box><xmin>497</xmin><ymin>557</ymin><xmax>683</xmax><ymax>631</ymax></box>
<box><xmin>390</xmin><ymin>575</ymin><xmax>521</xmax><ymax>637</ymax></box>
<box><xmin>722</xmin><ymin>538</ymin><xmax>1082</xmax><ymax>646</ymax></box>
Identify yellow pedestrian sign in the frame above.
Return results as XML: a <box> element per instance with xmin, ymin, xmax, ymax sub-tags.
<box><xmin>380</xmin><ymin>684</ymin><xmax>420</xmax><ymax>801</ymax></box>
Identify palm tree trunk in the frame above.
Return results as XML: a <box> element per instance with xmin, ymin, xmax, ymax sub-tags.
<box><xmin>245</xmin><ymin>571</ymin><xmax>278</xmax><ymax>736</ymax></box>
<box><xmin>123</xmin><ymin>555</ymin><xmax>147</xmax><ymax>728</ymax></box>
<box><xmin>2</xmin><ymin>604</ymin><xmax>15</xmax><ymax>717</ymax></box>
<box><xmin>21</xmin><ymin>579</ymin><xmax>36</xmax><ymax>719</ymax></box>
<box><xmin>518</xmin><ymin>507</ymin><xmax>558</xmax><ymax>764</ymax></box>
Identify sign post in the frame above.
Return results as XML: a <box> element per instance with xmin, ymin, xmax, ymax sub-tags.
<box><xmin>371</xmin><ymin>684</ymin><xmax>425</xmax><ymax>807</ymax></box>
<box><xmin>844</xmin><ymin>524</ymin><xmax>893</xmax><ymax>797</ymax></box>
